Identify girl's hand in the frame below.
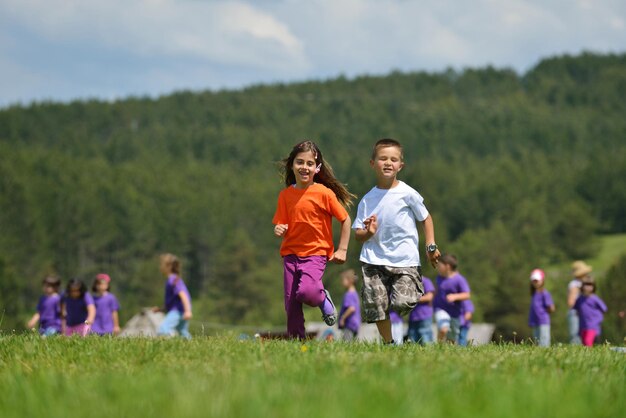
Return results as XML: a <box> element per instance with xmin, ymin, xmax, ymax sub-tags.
<box><xmin>113</xmin><ymin>326</ymin><xmax>121</xmax><ymax>335</ymax></box>
<box><xmin>446</xmin><ymin>294</ymin><xmax>457</xmax><ymax>303</ymax></box>
<box><xmin>274</xmin><ymin>224</ymin><xmax>288</xmax><ymax>237</ymax></box>
<box><xmin>27</xmin><ymin>319</ymin><xmax>37</xmax><ymax>329</ymax></box>
<box><xmin>339</xmin><ymin>318</ymin><xmax>345</xmax><ymax>328</ymax></box>
<box><xmin>363</xmin><ymin>215</ymin><xmax>378</xmax><ymax>235</ymax></box>
<box><xmin>183</xmin><ymin>311</ymin><xmax>193</xmax><ymax>320</ymax></box>
<box><xmin>464</xmin><ymin>312</ymin><xmax>472</xmax><ymax>321</ymax></box>
<box><xmin>329</xmin><ymin>249</ymin><xmax>347</xmax><ymax>264</ymax></box>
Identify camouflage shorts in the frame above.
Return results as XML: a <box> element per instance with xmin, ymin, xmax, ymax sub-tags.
<box><xmin>361</xmin><ymin>263</ymin><xmax>424</xmax><ymax>323</ymax></box>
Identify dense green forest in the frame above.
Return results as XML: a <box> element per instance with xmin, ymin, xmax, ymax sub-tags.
<box><xmin>1</xmin><ymin>52</ymin><xmax>625</xmax><ymax>342</ymax></box>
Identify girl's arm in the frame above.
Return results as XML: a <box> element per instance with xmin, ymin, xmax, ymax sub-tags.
<box><xmin>60</xmin><ymin>302</ymin><xmax>67</xmax><ymax>334</ymax></box>
<box><xmin>419</xmin><ymin>292</ymin><xmax>434</xmax><ymax>303</ymax></box>
<box><xmin>85</xmin><ymin>304</ymin><xmax>96</xmax><ymax>325</ymax></box>
<box><xmin>330</xmin><ymin>215</ymin><xmax>351</xmax><ymax>264</ymax></box>
<box><xmin>420</xmin><ymin>215</ymin><xmax>441</xmax><ymax>267</ymax></box>
<box><xmin>179</xmin><ymin>291</ymin><xmax>193</xmax><ymax>320</ymax></box>
<box><xmin>27</xmin><ymin>313</ymin><xmax>40</xmax><ymax>329</ymax></box>
<box><xmin>112</xmin><ymin>311</ymin><xmax>121</xmax><ymax>335</ymax></box>
<box><xmin>339</xmin><ymin>306</ymin><xmax>356</xmax><ymax>327</ymax></box>
<box><xmin>548</xmin><ymin>304</ymin><xmax>556</xmax><ymax>313</ymax></box>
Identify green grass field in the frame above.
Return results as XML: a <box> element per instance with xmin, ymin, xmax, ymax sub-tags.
<box><xmin>1</xmin><ymin>336</ymin><xmax>624</xmax><ymax>418</ymax></box>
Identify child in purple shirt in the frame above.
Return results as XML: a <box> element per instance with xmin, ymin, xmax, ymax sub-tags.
<box><xmin>408</xmin><ymin>277</ymin><xmax>435</xmax><ymax>345</ymax></box>
<box><xmin>528</xmin><ymin>269</ymin><xmax>555</xmax><ymax>347</ymax></box>
<box><xmin>434</xmin><ymin>254</ymin><xmax>471</xmax><ymax>343</ymax></box>
<box><xmin>27</xmin><ymin>276</ymin><xmax>62</xmax><ymax>336</ymax></box>
<box><xmin>459</xmin><ymin>299</ymin><xmax>475</xmax><ymax>347</ymax></box>
<box><xmin>574</xmin><ymin>276</ymin><xmax>607</xmax><ymax>347</ymax></box>
<box><xmin>156</xmin><ymin>254</ymin><xmax>192</xmax><ymax>339</ymax></box>
<box><xmin>91</xmin><ymin>273</ymin><xmax>121</xmax><ymax>336</ymax></box>
<box><xmin>62</xmin><ymin>279</ymin><xmax>96</xmax><ymax>337</ymax></box>
<box><xmin>338</xmin><ymin>269</ymin><xmax>361</xmax><ymax>341</ymax></box>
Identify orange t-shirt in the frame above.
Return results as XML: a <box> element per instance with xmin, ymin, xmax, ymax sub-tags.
<box><xmin>273</xmin><ymin>183</ymin><xmax>349</xmax><ymax>258</ymax></box>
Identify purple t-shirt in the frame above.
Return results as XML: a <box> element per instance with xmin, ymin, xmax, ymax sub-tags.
<box><xmin>409</xmin><ymin>277</ymin><xmax>435</xmax><ymax>322</ymax></box>
<box><xmin>528</xmin><ymin>290</ymin><xmax>554</xmax><ymax>327</ymax></box>
<box><xmin>434</xmin><ymin>273</ymin><xmax>471</xmax><ymax>318</ymax></box>
<box><xmin>37</xmin><ymin>294</ymin><xmax>62</xmax><ymax>332</ymax></box>
<box><xmin>574</xmin><ymin>294</ymin><xmax>607</xmax><ymax>333</ymax></box>
<box><xmin>460</xmin><ymin>299</ymin><xmax>475</xmax><ymax>328</ymax></box>
<box><xmin>92</xmin><ymin>293</ymin><xmax>120</xmax><ymax>335</ymax></box>
<box><xmin>339</xmin><ymin>290</ymin><xmax>361</xmax><ymax>333</ymax></box>
<box><xmin>62</xmin><ymin>292</ymin><xmax>95</xmax><ymax>326</ymax></box>
<box><xmin>164</xmin><ymin>275</ymin><xmax>191</xmax><ymax>313</ymax></box>
<box><xmin>389</xmin><ymin>310</ymin><xmax>403</xmax><ymax>324</ymax></box>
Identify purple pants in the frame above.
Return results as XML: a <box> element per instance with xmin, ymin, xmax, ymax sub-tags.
<box><xmin>283</xmin><ymin>255</ymin><xmax>327</xmax><ymax>339</ymax></box>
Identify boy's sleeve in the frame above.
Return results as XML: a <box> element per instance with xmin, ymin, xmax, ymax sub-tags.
<box><xmin>457</xmin><ymin>276</ymin><xmax>471</xmax><ymax>293</ymax></box>
<box><xmin>352</xmin><ymin>199</ymin><xmax>366</xmax><ymax>230</ymax></box>
<box><xmin>326</xmin><ymin>191</ymin><xmax>348</xmax><ymax>222</ymax></box>
<box><xmin>462</xmin><ymin>299</ymin><xmax>475</xmax><ymax>313</ymax></box>
<box><xmin>409</xmin><ymin>191</ymin><xmax>430</xmax><ymax>222</ymax></box>
<box><xmin>573</xmin><ymin>296</ymin><xmax>581</xmax><ymax>311</ymax></box>
<box><xmin>272</xmin><ymin>192</ymin><xmax>288</xmax><ymax>225</ymax></box>
<box><xmin>423</xmin><ymin>278</ymin><xmax>435</xmax><ymax>294</ymax></box>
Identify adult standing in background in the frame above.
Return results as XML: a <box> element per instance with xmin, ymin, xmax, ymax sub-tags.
<box><xmin>567</xmin><ymin>261</ymin><xmax>592</xmax><ymax>344</ymax></box>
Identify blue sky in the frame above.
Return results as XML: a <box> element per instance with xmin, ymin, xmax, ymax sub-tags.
<box><xmin>1</xmin><ymin>0</ymin><xmax>624</xmax><ymax>107</ymax></box>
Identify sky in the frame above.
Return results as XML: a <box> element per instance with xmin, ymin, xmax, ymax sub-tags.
<box><xmin>0</xmin><ymin>0</ymin><xmax>625</xmax><ymax>107</ymax></box>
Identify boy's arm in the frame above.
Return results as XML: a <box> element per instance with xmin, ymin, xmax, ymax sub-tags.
<box><xmin>330</xmin><ymin>215</ymin><xmax>351</xmax><ymax>264</ymax></box>
<box><xmin>446</xmin><ymin>292</ymin><xmax>470</xmax><ymax>303</ymax></box>
<box><xmin>355</xmin><ymin>214</ymin><xmax>377</xmax><ymax>242</ymax></box>
<box><xmin>27</xmin><ymin>313</ymin><xmax>40</xmax><ymax>329</ymax></box>
<box><xmin>179</xmin><ymin>291</ymin><xmax>193</xmax><ymax>320</ymax></box>
<box><xmin>420</xmin><ymin>215</ymin><xmax>441</xmax><ymax>267</ymax></box>
<box><xmin>339</xmin><ymin>306</ymin><xmax>356</xmax><ymax>327</ymax></box>
<box><xmin>419</xmin><ymin>292</ymin><xmax>434</xmax><ymax>303</ymax></box>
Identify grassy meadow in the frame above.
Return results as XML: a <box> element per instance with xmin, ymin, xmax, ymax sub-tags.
<box><xmin>0</xmin><ymin>335</ymin><xmax>624</xmax><ymax>418</ymax></box>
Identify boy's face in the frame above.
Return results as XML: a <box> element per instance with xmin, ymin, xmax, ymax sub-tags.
<box><xmin>292</xmin><ymin>150</ymin><xmax>318</xmax><ymax>187</ymax></box>
<box><xmin>43</xmin><ymin>284</ymin><xmax>55</xmax><ymax>295</ymax></box>
<box><xmin>371</xmin><ymin>146</ymin><xmax>403</xmax><ymax>180</ymax></box>
<box><xmin>341</xmin><ymin>276</ymin><xmax>351</xmax><ymax>289</ymax></box>
<box><xmin>436</xmin><ymin>262</ymin><xmax>448</xmax><ymax>276</ymax></box>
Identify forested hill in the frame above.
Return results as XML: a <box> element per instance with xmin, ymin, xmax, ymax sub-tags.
<box><xmin>1</xmin><ymin>52</ymin><xmax>625</xmax><ymax>340</ymax></box>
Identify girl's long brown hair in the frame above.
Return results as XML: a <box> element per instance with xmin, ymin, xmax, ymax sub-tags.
<box><xmin>280</xmin><ymin>140</ymin><xmax>356</xmax><ymax>207</ymax></box>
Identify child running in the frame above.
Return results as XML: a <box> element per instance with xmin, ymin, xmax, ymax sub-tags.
<box><xmin>157</xmin><ymin>253</ymin><xmax>193</xmax><ymax>339</ymax></box>
<box><xmin>27</xmin><ymin>276</ymin><xmax>62</xmax><ymax>336</ymax></box>
<box><xmin>61</xmin><ymin>279</ymin><xmax>96</xmax><ymax>337</ymax></box>
<box><xmin>528</xmin><ymin>269</ymin><xmax>555</xmax><ymax>347</ymax></box>
<box><xmin>433</xmin><ymin>254</ymin><xmax>470</xmax><ymax>343</ymax></box>
<box><xmin>458</xmin><ymin>299</ymin><xmax>475</xmax><ymax>347</ymax></box>
<box><xmin>353</xmin><ymin>138</ymin><xmax>440</xmax><ymax>344</ymax></box>
<box><xmin>338</xmin><ymin>269</ymin><xmax>361</xmax><ymax>341</ymax></box>
<box><xmin>273</xmin><ymin>140</ymin><xmax>354</xmax><ymax>339</ymax></box>
<box><xmin>574</xmin><ymin>276</ymin><xmax>607</xmax><ymax>347</ymax></box>
<box><xmin>408</xmin><ymin>276</ymin><xmax>435</xmax><ymax>345</ymax></box>
<box><xmin>91</xmin><ymin>273</ymin><xmax>121</xmax><ymax>336</ymax></box>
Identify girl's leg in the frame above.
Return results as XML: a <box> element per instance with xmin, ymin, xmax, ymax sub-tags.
<box><xmin>539</xmin><ymin>325</ymin><xmax>551</xmax><ymax>347</ymax></box>
<box><xmin>580</xmin><ymin>329</ymin><xmax>597</xmax><ymax>347</ymax></box>
<box><xmin>284</xmin><ymin>256</ymin><xmax>305</xmax><ymax>339</ymax></box>
<box><xmin>158</xmin><ymin>310</ymin><xmax>181</xmax><ymax>336</ymax></box>
<box><xmin>294</xmin><ymin>256</ymin><xmax>327</xmax><ymax>308</ymax></box>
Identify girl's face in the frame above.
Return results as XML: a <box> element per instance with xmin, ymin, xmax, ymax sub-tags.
<box><xmin>531</xmin><ymin>280</ymin><xmax>543</xmax><ymax>289</ymax></box>
<box><xmin>292</xmin><ymin>150</ymin><xmax>318</xmax><ymax>187</ymax></box>
<box><xmin>371</xmin><ymin>146</ymin><xmax>404</xmax><ymax>180</ymax></box>
<box><xmin>95</xmin><ymin>279</ymin><xmax>108</xmax><ymax>293</ymax></box>
<box><xmin>581</xmin><ymin>283</ymin><xmax>594</xmax><ymax>295</ymax></box>
<box><xmin>160</xmin><ymin>261</ymin><xmax>170</xmax><ymax>276</ymax></box>
<box><xmin>68</xmin><ymin>286</ymin><xmax>82</xmax><ymax>299</ymax></box>
<box><xmin>43</xmin><ymin>284</ymin><xmax>55</xmax><ymax>295</ymax></box>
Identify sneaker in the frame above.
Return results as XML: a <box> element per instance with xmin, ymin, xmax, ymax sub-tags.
<box><xmin>321</xmin><ymin>289</ymin><xmax>337</xmax><ymax>326</ymax></box>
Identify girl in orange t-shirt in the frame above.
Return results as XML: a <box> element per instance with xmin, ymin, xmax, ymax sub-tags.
<box><xmin>273</xmin><ymin>140</ymin><xmax>355</xmax><ymax>339</ymax></box>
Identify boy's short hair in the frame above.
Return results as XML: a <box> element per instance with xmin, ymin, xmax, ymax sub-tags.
<box><xmin>340</xmin><ymin>269</ymin><xmax>358</xmax><ymax>284</ymax></box>
<box><xmin>371</xmin><ymin>138</ymin><xmax>404</xmax><ymax>160</ymax></box>
<box><xmin>42</xmin><ymin>276</ymin><xmax>61</xmax><ymax>289</ymax></box>
<box><xmin>439</xmin><ymin>254</ymin><xmax>458</xmax><ymax>271</ymax></box>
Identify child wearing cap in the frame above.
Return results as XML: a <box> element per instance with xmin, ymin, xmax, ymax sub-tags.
<box><xmin>27</xmin><ymin>276</ymin><xmax>62</xmax><ymax>336</ymax></box>
<box><xmin>338</xmin><ymin>269</ymin><xmax>361</xmax><ymax>341</ymax></box>
<box><xmin>567</xmin><ymin>261</ymin><xmax>592</xmax><ymax>344</ymax></box>
<box><xmin>528</xmin><ymin>269</ymin><xmax>555</xmax><ymax>347</ymax></box>
<box><xmin>91</xmin><ymin>273</ymin><xmax>121</xmax><ymax>336</ymax></box>
<box><xmin>574</xmin><ymin>277</ymin><xmax>607</xmax><ymax>347</ymax></box>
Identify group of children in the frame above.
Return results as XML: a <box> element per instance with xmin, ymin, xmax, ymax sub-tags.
<box><xmin>28</xmin><ymin>253</ymin><xmax>193</xmax><ymax>339</ymax></box>
<box><xmin>273</xmin><ymin>138</ymin><xmax>609</xmax><ymax>346</ymax></box>
<box><xmin>528</xmin><ymin>261</ymin><xmax>607</xmax><ymax>347</ymax></box>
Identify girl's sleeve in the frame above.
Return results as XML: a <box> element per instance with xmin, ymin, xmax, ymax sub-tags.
<box><xmin>326</xmin><ymin>191</ymin><xmax>348</xmax><ymax>222</ymax></box>
<box><xmin>272</xmin><ymin>192</ymin><xmax>288</xmax><ymax>225</ymax></box>
<box><xmin>112</xmin><ymin>295</ymin><xmax>120</xmax><ymax>312</ymax></box>
<box><xmin>84</xmin><ymin>293</ymin><xmax>95</xmax><ymax>306</ymax></box>
<box><xmin>36</xmin><ymin>297</ymin><xmax>43</xmax><ymax>313</ymax></box>
<box><xmin>544</xmin><ymin>291</ymin><xmax>554</xmax><ymax>308</ymax></box>
<box><xmin>596</xmin><ymin>297</ymin><xmax>608</xmax><ymax>313</ymax></box>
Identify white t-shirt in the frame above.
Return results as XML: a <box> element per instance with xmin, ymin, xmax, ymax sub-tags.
<box><xmin>352</xmin><ymin>181</ymin><xmax>429</xmax><ymax>267</ymax></box>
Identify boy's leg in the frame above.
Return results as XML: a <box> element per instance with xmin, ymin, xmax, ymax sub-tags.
<box><xmin>158</xmin><ymin>310</ymin><xmax>181</xmax><ymax>336</ymax></box>
<box><xmin>176</xmin><ymin>319</ymin><xmax>192</xmax><ymax>339</ymax></box>
<box><xmin>284</xmin><ymin>255</ymin><xmax>306</xmax><ymax>339</ymax></box>
<box><xmin>407</xmin><ymin>321</ymin><xmax>418</xmax><ymax>343</ymax></box>
<box><xmin>388</xmin><ymin>266</ymin><xmax>423</xmax><ymax>317</ymax></box>
<box><xmin>419</xmin><ymin>319</ymin><xmax>434</xmax><ymax>344</ymax></box>
<box><xmin>458</xmin><ymin>326</ymin><xmax>469</xmax><ymax>346</ymax></box>
<box><xmin>448</xmin><ymin>317</ymin><xmax>461</xmax><ymax>343</ymax></box>
<box><xmin>361</xmin><ymin>264</ymin><xmax>392</xmax><ymax>343</ymax></box>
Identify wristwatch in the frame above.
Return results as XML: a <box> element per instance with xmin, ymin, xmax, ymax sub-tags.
<box><xmin>426</xmin><ymin>243</ymin><xmax>438</xmax><ymax>253</ymax></box>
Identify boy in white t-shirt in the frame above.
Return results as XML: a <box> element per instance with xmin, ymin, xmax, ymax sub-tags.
<box><xmin>353</xmin><ymin>139</ymin><xmax>441</xmax><ymax>344</ymax></box>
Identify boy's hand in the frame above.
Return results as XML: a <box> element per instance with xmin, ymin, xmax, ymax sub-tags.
<box><xmin>363</xmin><ymin>215</ymin><xmax>378</xmax><ymax>235</ymax></box>
<box><xmin>183</xmin><ymin>311</ymin><xmax>193</xmax><ymax>320</ymax></box>
<box><xmin>274</xmin><ymin>224</ymin><xmax>288</xmax><ymax>237</ymax></box>
<box><xmin>464</xmin><ymin>312</ymin><xmax>472</xmax><ymax>321</ymax></box>
<box><xmin>329</xmin><ymin>249</ymin><xmax>347</xmax><ymax>264</ymax></box>
<box><xmin>427</xmin><ymin>248</ymin><xmax>441</xmax><ymax>268</ymax></box>
<box><xmin>446</xmin><ymin>294</ymin><xmax>457</xmax><ymax>303</ymax></box>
